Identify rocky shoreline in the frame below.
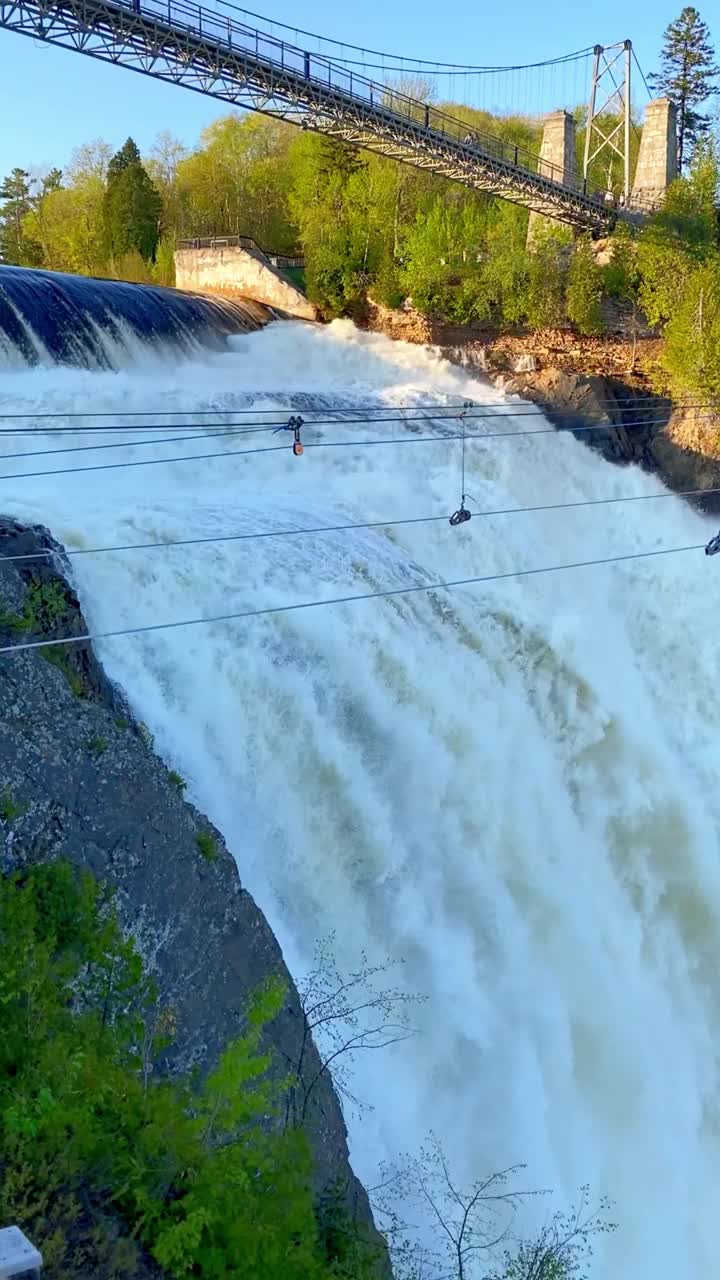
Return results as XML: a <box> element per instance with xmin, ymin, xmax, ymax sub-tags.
<box><xmin>0</xmin><ymin>517</ymin><xmax>385</xmax><ymax>1272</ymax></box>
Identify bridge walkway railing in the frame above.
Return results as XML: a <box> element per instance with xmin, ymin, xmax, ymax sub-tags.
<box><xmin>108</xmin><ymin>0</ymin><xmax>607</xmax><ymax>203</ymax></box>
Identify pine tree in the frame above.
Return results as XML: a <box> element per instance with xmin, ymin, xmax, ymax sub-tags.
<box><xmin>102</xmin><ymin>137</ymin><xmax>162</xmax><ymax>264</ymax></box>
<box><xmin>649</xmin><ymin>7</ymin><xmax>719</xmax><ymax>171</ymax></box>
<box><xmin>0</xmin><ymin>168</ymin><xmax>42</xmax><ymax>266</ymax></box>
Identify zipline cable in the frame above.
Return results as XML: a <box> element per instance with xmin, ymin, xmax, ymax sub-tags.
<box><xmin>0</xmin><ymin>543</ymin><xmax>705</xmax><ymax>658</ymax></box>
<box><xmin>0</xmin><ymin>405</ymin><xmax>707</xmax><ymax>442</ymax></box>
<box><xmin>2</xmin><ymin>483</ymin><xmax>720</xmax><ymax>567</ymax></box>
<box><xmin>0</xmin><ymin>394</ymin><xmax>696</xmax><ymax>424</ymax></box>
<box><xmin>2</xmin><ymin>407</ymin><xmax>707</xmax><ymax>463</ymax></box>
<box><xmin>0</xmin><ymin>425</ymin><xmax>279</xmax><ymax>462</ymax></box>
<box><xmin>2</xmin><ymin>413</ymin><xmax>720</xmax><ymax>481</ymax></box>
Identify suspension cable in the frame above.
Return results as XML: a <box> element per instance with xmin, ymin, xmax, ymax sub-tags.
<box><xmin>2</xmin><ymin>483</ymin><xmax>720</xmax><ymax>567</ymax></box>
<box><xmin>632</xmin><ymin>47</ymin><xmax>654</xmax><ymax>101</ymax></box>
<box><xmin>0</xmin><ymin>543</ymin><xmax>704</xmax><ymax>658</ymax></box>
<box><xmin>214</xmin><ymin>0</ymin><xmax>594</xmax><ymax>72</ymax></box>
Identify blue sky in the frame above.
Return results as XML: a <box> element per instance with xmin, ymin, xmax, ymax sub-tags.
<box><xmin>0</xmin><ymin>0</ymin><xmax>698</xmax><ymax>176</ymax></box>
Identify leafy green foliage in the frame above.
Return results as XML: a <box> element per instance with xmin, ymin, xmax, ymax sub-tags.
<box><xmin>566</xmin><ymin>238</ymin><xmax>604</xmax><ymax>336</ymax></box>
<box><xmin>637</xmin><ymin>140</ymin><xmax>720</xmax><ymax>330</ymax></box>
<box><xmin>0</xmin><ymin>578</ymin><xmax>71</xmax><ymax>637</ymax></box>
<box><xmin>525</xmin><ymin>227</ymin><xmax>571</xmax><ymax>330</ymax></box>
<box><xmin>23</xmin><ymin>579</ymin><xmax>71</xmax><ymax>632</ymax></box>
<box><xmin>602</xmin><ymin>224</ymin><xmax>640</xmax><ymax>303</ymax></box>
<box><xmin>664</xmin><ymin>256</ymin><xmax>720</xmax><ymax>400</ymax></box>
<box><xmin>492</xmin><ymin>1188</ymin><xmax>617</xmax><ymax>1280</ymax></box>
<box><xmin>0</xmin><ymin>863</ymin><xmax>379</xmax><ymax>1280</ymax></box>
<box><xmin>168</xmin><ymin>770</ymin><xmax>187</xmax><ymax>793</ymax></box>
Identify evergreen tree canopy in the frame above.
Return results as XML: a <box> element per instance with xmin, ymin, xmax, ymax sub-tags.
<box><xmin>649</xmin><ymin>6</ymin><xmax>719</xmax><ymax>170</ymax></box>
<box><xmin>0</xmin><ymin>168</ymin><xmax>42</xmax><ymax>266</ymax></box>
<box><xmin>102</xmin><ymin>136</ymin><xmax>162</xmax><ymax>263</ymax></box>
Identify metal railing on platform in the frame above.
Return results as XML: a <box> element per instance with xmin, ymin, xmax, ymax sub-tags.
<box><xmin>177</xmin><ymin>236</ymin><xmax>305</xmax><ymax>270</ymax></box>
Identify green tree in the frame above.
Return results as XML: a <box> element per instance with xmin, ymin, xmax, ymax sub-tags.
<box><xmin>637</xmin><ymin>139</ymin><xmax>719</xmax><ymax>324</ymax></box>
<box><xmin>482</xmin><ymin>201</ymin><xmax>530</xmax><ymax>325</ymax></box>
<box><xmin>663</xmin><ymin>255</ymin><xmax>720</xmax><ymax>400</ymax></box>
<box><xmin>0</xmin><ymin>862</ymin><xmax>380</xmax><ymax>1280</ymax></box>
<box><xmin>649</xmin><ymin>6</ymin><xmax>719</xmax><ymax>170</ymax></box>
<box><xmin>0</xmin><ymin>168</ymin><xmax>42</xmax><ymax>266</ymax></box>
<box><xmin>24</xmin><ymin>178</ymin><xmax>106</xmax><ymax>276</ymax></box>
<box><xmin>566</xmin><ymin>237</ymin><xmax>605</xmax><ymax>335</ymax></box>
<box><xmin>146</xmin><ymin>130</ymin><xmax>189</xmax><ymax>241</ymax></box>
<box><xmin>67</xmin><ymin>138</ymin><xmax>113</xmax><ymax>184</ymax></box>
<box><xmin>525</xmin><ymin>227</ymin><xmax>571</xmax><ymax>329</ymax></box>
<box><xmin>40</xmin><ymin>168</ymin><xmax>63</xmax><ymax>197</ymax></box>
<box><xmin>400</xmin><ymin>195</ymin><xmax>489</xmax><ymax>321</ymax></box>
<box><xmin>288</xmin><ymin>134</ymin><xmax>368</xmax><ymax>316</ymax></box>
<box><xmin>103</xmin><ymin>137</ymin><xmax>162</xmax><ymax>263</ymax></box>
<box><xmin>177</xmin><ymin>114</ymin><xmax>296</xmax><ymax>250</ymax></box>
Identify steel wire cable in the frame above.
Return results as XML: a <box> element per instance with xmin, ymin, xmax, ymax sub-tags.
<box><xmin>213</xmin><ymin>1</ymin><xmax>593</xmax><ymax>71</ymax></box>
<box><xmin>0</xmin><ymin>543</ymin><xmax>705</xmax><ymax>658</ymax></box>
<box><xmin>0</xmin><ymin>405</ymin><xmax>708</xmax><ymax>442</ymax></box>
<box><xmin>2</xmin><ymin>484</ymin><xmax>720</xmax><ymax>567</ymax></box>
<box><xmin>1</xmin><ymin>410</ymin><xmax>719</xmax><ymax>481</ymax></box>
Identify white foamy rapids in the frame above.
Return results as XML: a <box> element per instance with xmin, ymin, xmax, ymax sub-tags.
<box><xmin>1</xmin><ymin>318</ymin><xmax>719</xmax><ymax>1273</ymax></box>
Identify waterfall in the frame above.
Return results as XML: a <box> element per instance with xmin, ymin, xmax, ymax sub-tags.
<box><xmin>1</xmin><ymin>312</ymin><xmax>718</xmax><ymax>1276</ymax></box>
<box><xmin>0</xmin><ymin>264</ymin><xmax>272</xmax><ymax>369</ymax></box>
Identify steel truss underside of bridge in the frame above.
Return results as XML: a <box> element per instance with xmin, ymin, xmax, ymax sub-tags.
<box><xmin>0</xmin><ymin>0</ymin><xmax>618</xmax><ymax>231</ymax></box>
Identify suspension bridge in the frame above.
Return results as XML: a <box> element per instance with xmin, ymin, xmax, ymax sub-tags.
<box><xmin>0</xmin><ymin>0</ymin><xmax>675</xmax><ymax>231</ymax></box>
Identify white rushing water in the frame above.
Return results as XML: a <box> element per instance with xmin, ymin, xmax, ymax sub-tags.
<box><xmin>2</xmin><ymin>317</ymin><xmax>719</xmax><ymax>1274</ymax></box>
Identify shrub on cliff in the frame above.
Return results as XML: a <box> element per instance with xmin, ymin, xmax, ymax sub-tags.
<box><xmin>0</xmin><ymin>862</ymin><xmax>376</xmax><ymax>1279</ymax></box>
<box><xmin>566</xmin><ymin>238</ymin><xmax>605</xmax><ymax>336</ymax></box>
<box><xmin>636</xmin><ymin>140</ymin><xmax>719</xmax><ymax>327</ymax></box>
<box><xmin>663</xmin><ymin>255</ymin><xmax>720</xmax><ymax>401</ymax></box>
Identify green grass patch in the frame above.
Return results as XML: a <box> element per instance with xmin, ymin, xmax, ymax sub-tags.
<box><xmin>0</xmin><ymin>786</ymin><xmax>24</xmax><ymax>823</ymax></box>
<box><xmin>196</xmin><ymin>830</ymin><xmax>219</xmax><ymax>862</ymax></box>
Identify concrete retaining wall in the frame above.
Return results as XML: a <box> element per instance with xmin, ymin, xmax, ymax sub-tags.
<box><xmin>175</xmin><ymin>245</ymin><xmax>316</xmax><ymax>321</ymax></box>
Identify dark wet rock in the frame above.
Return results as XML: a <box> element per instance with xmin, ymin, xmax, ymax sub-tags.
<box><xmin>0</xmin><ymin>516</ymin><xmax>385</xmax><ymax>1266</ymax></box>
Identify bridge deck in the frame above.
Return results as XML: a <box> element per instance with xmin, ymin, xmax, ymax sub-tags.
<box><xmin>0</xmin><ymin>0</ymin><xmax>639</xmax><ymax>231</ymax></box>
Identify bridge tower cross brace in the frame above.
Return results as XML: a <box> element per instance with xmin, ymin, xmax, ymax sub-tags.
<box><xmin>583</xmin><ymin>40</ymin><xmax>632</xmax><ymax>205</ymax></box>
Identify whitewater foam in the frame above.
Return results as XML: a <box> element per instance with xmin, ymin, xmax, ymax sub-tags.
<box><xmin>1</xmin><ymin>317</ymin><xmax>719</xmax><ymax>1274</ymax></box>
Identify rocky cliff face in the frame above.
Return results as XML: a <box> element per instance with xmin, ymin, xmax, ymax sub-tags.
<box><xmin>493</xmin><ymin>367</ymin><xmax>720</xmax><ymax>517</ymax></box>
<box><xmin>360</xmin><ymin>300</ymin><xmax>720</xmax><ymax>517</ymax></box>
<box><xmin>0</xmin><ymin>517</ymin><xmax>384</xmax><ymax>1267</ymax></box>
